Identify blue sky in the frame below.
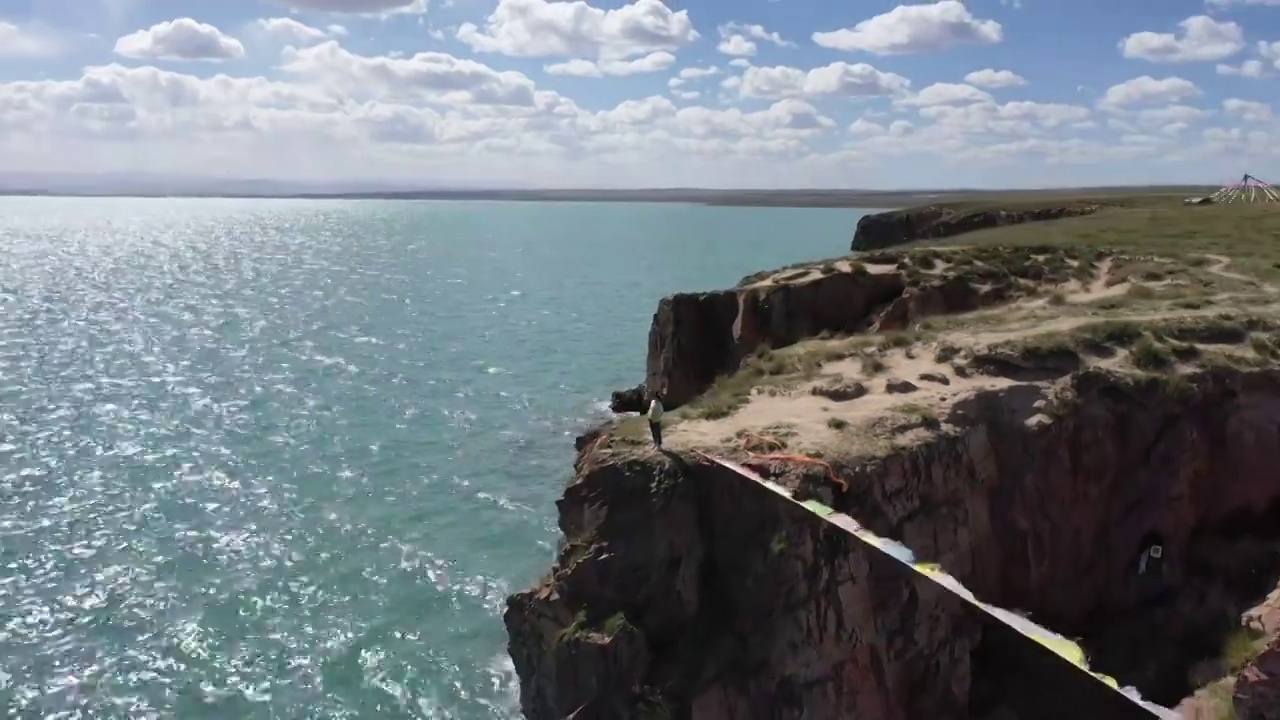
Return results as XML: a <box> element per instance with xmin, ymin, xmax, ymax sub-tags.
<box><xmin>0</xmin><ymin>0</ymin><xmax>1278</xmax><ymax>188</ymax></box>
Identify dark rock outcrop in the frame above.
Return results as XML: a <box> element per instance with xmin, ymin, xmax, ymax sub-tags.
<box><xmin>510</xmin><ymin>369</ymin><xmax>1280</xmax><ymax>718</ymax></box>
<box><xmin>609</xmin><ymin>384</ymin><xmax>647</xmax><ymax>414</ymax></box>
<box><xmin>1235</xmin><ymin>641</ymin><xmax>1280</xmax><ymax>719</ymax></box>
<box><xmin>505</xmin><ymin>444</ymin><xmax>1156</xmax><ymax>720</ymax></box>
<box><xmin>633</xmin><ymin>270</ymin><xmax>907</xmax><ymax>410</ymax></box>
<box><xmin>851</xmin><ymin>205</ymin><xmax>1100</xmax><ymax>252</ymax></box>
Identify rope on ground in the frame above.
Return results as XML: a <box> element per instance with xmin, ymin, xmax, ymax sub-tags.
<box><xmin>735</xmin><ymin>431</ymin><xmax>848</xmax><ymax>493</ymax></box>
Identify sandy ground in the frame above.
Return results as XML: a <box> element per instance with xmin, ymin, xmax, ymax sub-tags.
<box><xmin>667</xmin><ymin>253</ymin><xmax>1280</xmax><ymax>455</ymax></box>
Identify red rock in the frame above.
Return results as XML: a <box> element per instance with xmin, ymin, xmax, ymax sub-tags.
<box><xmin>1235</xmin><ymin>641</ymin><xmax>1280</xmax><ymax>720</ymax></box>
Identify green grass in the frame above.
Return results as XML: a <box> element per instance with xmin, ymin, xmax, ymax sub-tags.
<box><xmin>1130</xmin><ymin>336</ymin><xmax>1174</xmax><ymax>371</ymax></box>
<box><xmin>556</xmin><ymin>609</ymin><xmax>634</xmax><ymax>644</ymax></box>
<box><xmin>678</xmin><ymin>339</ymin><xmax>871</xmax><ymax>420</ymax></box>
<box><xmin>897</xmin><ymin>199</ymin><xmax>1280</xmax><ymax>281</ymax></box>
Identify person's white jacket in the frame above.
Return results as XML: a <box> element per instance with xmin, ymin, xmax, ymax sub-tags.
<box><xmin>647</xmin><ymin>398</ymin><xmax>664</xmax><ymax>423</ymax></box>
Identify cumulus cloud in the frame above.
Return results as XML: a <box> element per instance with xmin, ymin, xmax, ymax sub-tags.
<box><xmin>457</xmin><ymin>0</ymin><xmax>698</xmax><ymax>61</ymax></box>
<box><xmin>812</xmin><ymin>1</ymin><xmax>1002</xmax><ymax>55</ymax></box>
<box><xmin>899</xmin><ymin>82</ymin><xmax>994</xmax><ymax>107</ymax></box>
<box><xmin>963</xmin><ymin>68</ymin><xmax>1027</xmax><ymax>88</ymax></box>
<box><xmin>678</xmin><ymin>66</ymin><xmax>719</xmax><ymax>80</ymax></box>
<box><xmin>280</xmin><ymin>41</ymin><xmax>541</xmax><ymax>106</ymax></box>
<box><xmin>848</xmin><ymin>118</ymin><xmax>885</xmax><ymax>135</ymax></box>
<box><xmin>2</xmin><ymin>7</ymin><xmax>1276</xmax><ymax>190</ymax></box>
<box><xmin>544</xmin><ymin>51</ymin><xmax>675</xmax><ymax>77</ymax></box>
<box><xmin>717</xmin><ymin>35</ymin><xmax>756</xmax><ymax>57</ymax></box>
<box><xmin>738</xmin><ymin>62</ymin><xmax>911</xmax><ymax>100</ymax></box>
<box><xmin>252</xmin><ymin>18</ymin><xmax>346</xmax><ymax>47</ymax></box>
<box><xmin>1223</xmin><ymin>98</ymin><xmax>1272</xmax><ymax>122</ymax></box>
<box><xmin>1262</xmin><ymin>41</ymin><xmax>1280</xmax><ymax>68</ymax></box>
<box><xmin>1119</xmin><ymin>15</ymin><xmax>1244</xmax><ymax>63</ymax></box>
<box><xmin>267</xmin><ymin>0</ymin><xmax>427</xmax><ymax>14</ymax></box>
<box><xmin>0</xmin><ymin>22</ymin><xmax>63</xmax><ymax>58</ymax></box>
<box><xmin>1216</xmin><ymin>60</ymin><xmax>1266</xmax><ymax>78</ymax></box>
<box><xmin>719</xmin><ymin>22</ymin><xmax>793</xmax><ymax>47</ymax></box>
<box><xmin>1099</xmin><ymin>76</ymin><xmax>1201</xmax><ymax>109</ymax></box>
<box><xmin>114</xmin><ymin>19</ymin><xmax>245</xmax><ymax>62</ymax></box>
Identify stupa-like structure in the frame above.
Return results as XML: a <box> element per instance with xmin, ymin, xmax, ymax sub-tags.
<box><xmin>1209</xmin><ymin>173</ymin><xmax>1278</xmax><ymax>203</ymax></box>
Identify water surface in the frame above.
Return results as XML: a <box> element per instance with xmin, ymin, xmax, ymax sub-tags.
<box><xmin>0</xmin><ymin>197</ymin><xmax>871</xmax><ymax>718</ymax></box>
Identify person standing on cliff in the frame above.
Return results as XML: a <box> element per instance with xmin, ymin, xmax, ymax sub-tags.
<box><xmin>647</xmin><ymin>392</ymin><xmax>665</xmax><ymax>449</ymax></box>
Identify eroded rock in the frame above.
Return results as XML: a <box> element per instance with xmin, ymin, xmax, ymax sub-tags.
<box><xmin>885</xmin><ymin>377</ymin><xmax>919</xmax><ymax>394</ymax></box>
<box><xmin>1234</xmin><ymin>641</ymin><xmax>1280</xmax><ymax>720</ymax></box>
<box><xmin>510</xmin><ymin>369</ymin><xmax>1280</xmax><ymax>718</ymax></box>
<box><xmin>633</xmin><ymin>270</ymin><xmax>907</xmax><ymax>409</ymax></box>
<box><xmin>811</xmin><ymin>381</ymin><xmax>868</xmax><ymax>401</ymax></box>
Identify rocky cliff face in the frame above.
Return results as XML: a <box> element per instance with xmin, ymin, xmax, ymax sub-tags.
<box><xmin>828</xmin><ymin>369</ymin><xmax>1280</xmax><ymax>707</ymax></box>
<box><xmin>608</xmin><ymin>255</ymin><xmax>1042</xmax><ymax>414</ymax></box>
<box><xmin>509</xmin><ymin>369</ymin><xmax>1280</xmax><ymax>718</ymax></box>
<box><xmin>609</xmin><ymin>269</ymin><xmax>907</xmax><ymax>412</ymax></box>
<box><xmin>850</xmin><ymin>205</ymin><xmax>1100</xmax><ymax>252</ymax></box>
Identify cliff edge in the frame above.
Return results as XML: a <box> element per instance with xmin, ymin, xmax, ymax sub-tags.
<box><xmin>510</xmin><ymin>233</ymin><xmax>1280</xmax><ymax>718</ymax></box>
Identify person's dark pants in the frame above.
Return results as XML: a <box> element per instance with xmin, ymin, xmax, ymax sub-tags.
<box><xmin>649</xmin><ymin>420</ymin><xmax>662</xmax><ymax>448</ymax></box>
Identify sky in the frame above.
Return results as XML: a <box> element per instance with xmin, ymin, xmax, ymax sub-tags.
<box><xmin>1</xmin><ymin>0</ymin><xmax>1279</xmax><ymax>189</ymax></box>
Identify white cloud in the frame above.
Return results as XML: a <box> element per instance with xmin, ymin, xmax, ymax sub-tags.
<box><xmin>0</xmin><ymin>22</ymin><xmax>63</xmax><ymax>58</ymax></box>
<box><xmin>1262</xmin><ymin>41</ymin><xmax>1280</xmax><ymax>68</ymax></box>
<box><xmin>267</xmin><ymin>0</ymin><xmax>427</xmax><ymax>14</ymax></box>
<box><xmin>1223</xmin><ymin>98</ymin><xmax>1272</xmax><ymax>122</ymax></box>
<box><xmin>963</xmin><ymin>68</ymin><xmax>1027</xmax><ymax>88</ymax></box>
<box><xmin>280</xmin><ymin>41</ymin><xmax>541</xmax><ymax>106</ymax></box>
<box><xmin>717</xmin><ymin>35</ymin><xmax>756</xmax><ymax>57</ymax></box>
<box><xmin>1205</xmin><ymin>0</ymin><xmax>1280</xmax><ymax>6</ymax></box>
<box><xmin>545</xmin><ymin>51</ymin><xmax>675</xmax><ymax>77</ymax></box>
<box><xmin>1119</xmin><ymin>15</ymin><xmax>1244</xmax><ymax>63</ymax></box>
<box><xmin>848</xmin><ymin>118</ymin><xmax>884</xmax><ymax>135</ymax></box>
<box><xmin>1133</xmin><ymin>104</ymin><xmax>1211</xmax><ymax>127</ymax></box>
<box><xmin>719</xmin><ymin>22</ymin><xmax>793</xmax><ymax>47</ymax></box>
<box><xmin>1216</xmin><ymin>59</ymin><xmax>1267</xmax><ymax>77</ymax></box>
<box><xmin>252</xmin><ymin>18</ymin><xmax>345</xmax><ymax>47</ymax></box>
<box><xmin>669</xmin><ymin>65</ymin><xmax>719</xmax><ymax>87</ymax></box>
<box><xmin>900</xmin><ymin>82</ymin><xmax>993</xmax><ymax>107</ymax></box>
<box><xmin>1099</xmin><ymin>76</ymin><xmax>1201</xmax><ymax>109</ymax></box>
<box><xmin>738</xmin><ymin>62</ymin><xmax>911</xmax><ymax>100</ymax></box>
<box><xmin>812</xmin><ymin>1</ymin><xmax>1002</xmax><ymax>55</ymax></box>
<box><xmin>916</xmin><ymin>100</ymin><xmax>1092</xmax><ymax>135</ymax></box>
<box><xmin>114</xmin><ymin>19</ymin><xmax>245</xmax><ymax>62</ymax></box>
<box><xmin>457</xmin><ymin>0</ymin><xmax>698</xmax><ymax>61</ymax></box>
<box><xmin>678</xmin><ymin>66</ymin><xmax>719</xmax><ymax>80</ymax></box>
<box><xmin>2</xmin><ymin>17</ymin><xmax>1277</xmax><ymax>190</ymax></box>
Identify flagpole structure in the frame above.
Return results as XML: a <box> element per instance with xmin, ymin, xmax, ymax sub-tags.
<box><xmin>1208</xmin><ymin>173</ymin><xmax>1280</xmax><ymax>204</ymax></box>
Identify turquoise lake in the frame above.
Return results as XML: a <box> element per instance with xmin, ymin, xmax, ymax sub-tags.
<box><xmin>0</xmin><ymin>197</ymin><xmax>874</xmax><ymax>718</ymax></box>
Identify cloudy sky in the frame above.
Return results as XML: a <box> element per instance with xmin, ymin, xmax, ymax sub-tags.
<box><xmin>1</xmin><ymin>0</ymin><xmax>1278</xmax><ymax>189</ymax></box>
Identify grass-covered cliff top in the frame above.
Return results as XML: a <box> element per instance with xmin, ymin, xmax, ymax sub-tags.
<box><xmin>856</xmin><ymin>190</ymin><xmax>1280</xmax><ymax>278</ymax></box>
<box><xmin>608</xmin><ymin>195</ymin><xmax>1280</xmax><ymax>462</ymax></box>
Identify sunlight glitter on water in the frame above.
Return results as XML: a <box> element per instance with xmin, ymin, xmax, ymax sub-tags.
<box><xmin>0</xmin><ymin>199</ymin><xmax>572</xmax><ymax>718</ymax></box>
<box><xmin>0</xmin><ymin>197</ymin><xmax>870</xmax><ymax>718</ymax></box>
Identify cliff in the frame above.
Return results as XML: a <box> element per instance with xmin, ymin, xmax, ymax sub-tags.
<box><xmin>511</xmin><ymin>244</ymin><xmax>1280</xmax><ymax>719</ymax></box>
<box><xmin>850</xmin><ymin>202</ymin><xmax>1101</xmax><ymax>252</ymax></box>
<box><xmin>611</xmin><ymin>246</ymin><xmax>1089</xmax><ymax>413</ymax></box>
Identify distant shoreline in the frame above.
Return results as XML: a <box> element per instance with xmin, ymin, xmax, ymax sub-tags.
<box><xmin>0</xmin><ymin>186</ymin><xmax>1215</xmax><ymax>210</ymax></box>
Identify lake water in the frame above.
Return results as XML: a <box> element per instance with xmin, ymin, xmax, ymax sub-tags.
<box><xmin>0</xmin><ymin>197</ymin><xmax>872</xmax><ymax>718</ymax></box>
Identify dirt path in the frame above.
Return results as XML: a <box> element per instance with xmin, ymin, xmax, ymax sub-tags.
<box><xmin>1202</xmin><ymin>253</ymin><xmax>1278</xmax><ymax>294</ymax></box>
